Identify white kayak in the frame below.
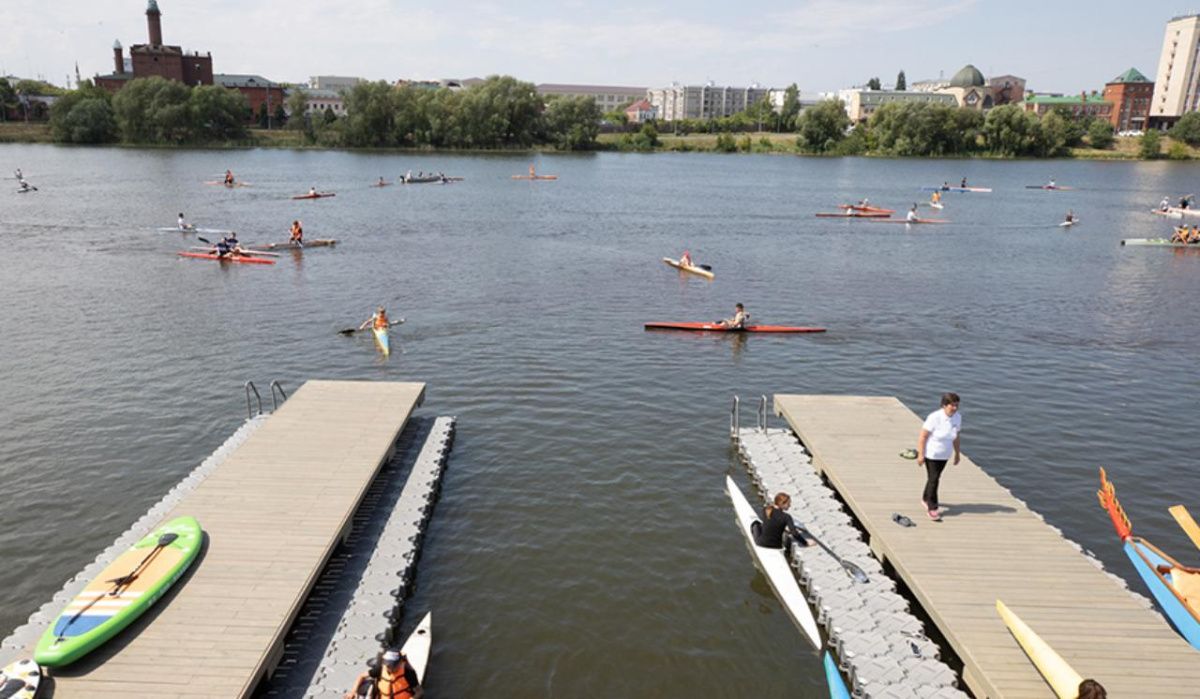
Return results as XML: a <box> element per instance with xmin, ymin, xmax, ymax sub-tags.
<box><xmin>662</xmin><ymin>257</ymin><xmax>714</xmax><ymax>280</ymax></box>
<box><xmin>401</xmin><ymin>612</ymin><xmax>432</xmax><ymax>683</ymax></box>
<box><xmin>725</xmin><ymin>476</ymin><xmax>821</xmax><ymax>649</ymax></box>
<box><xmin>156</xmin><ymin>227</ymin><xmax>233</xmax><ymax>234</ymax></box>
<box><xmin>1059</xmin><ymin>220</ymin><xmax>1078</xmax><ymax>228</ymax></box>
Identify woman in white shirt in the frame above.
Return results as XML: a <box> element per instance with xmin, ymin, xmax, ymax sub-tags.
<box><xmin>916</xmin><ymin>392</ymin><xmax>961</xmax><ymax>521</ymax></box>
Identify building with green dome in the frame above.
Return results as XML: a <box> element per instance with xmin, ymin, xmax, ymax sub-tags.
<box><xmin>937</xmin><ymin>64</ymin><xmax>994</xmax><ymax>111</ymax></box>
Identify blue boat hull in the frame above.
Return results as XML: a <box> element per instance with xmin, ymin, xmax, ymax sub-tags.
<box><xmin>1124</xmin><ymin>538</ymin><xmax>1200</xmax><ymax>650</ymax></box>
<box><xmin>823</xmin><ymin>651</ymin><xmax>851</xmax><ymax>699</ymax></box>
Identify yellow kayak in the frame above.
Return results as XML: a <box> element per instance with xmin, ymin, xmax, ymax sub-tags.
<box><xmin>996</xmin><ymin>600</ymin><xmax>1084</xmax><ymax>699</ymax></box>
<box><xmin>662</xmin><ymin>257</ymin><xmax>714</xmax><ymax>280</ymax></box>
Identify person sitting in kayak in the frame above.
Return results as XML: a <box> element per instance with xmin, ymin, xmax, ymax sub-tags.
<box><xmin>18</xmin><ymin>180</ymin><xmax>31</xmax><ymax>192</ymax></box>
<box><xmin>906</xmin><ymin>204</ymin><xmax>919</xmax><ymax>222</ymax></box>
<box><xmin>1180</xmin><ymin>195</ymin><xmax>1193</xmax><ymax>210</ymax></box>
<box><xmin>528</xmin><ymin>164</ymin><xmax>536</xmax><ymax>178</ymax></box>
<box><xmin>1047</xmin><ymin>178</ymin><xmax>1056</xmax><ymax>189</ymax></box>
<box><xmin>308</xmin><ymin>185</ymin><xmax>318</xmax><ymax>196</ymax></box>
<box><xmin>14</xmin><ymin>168</ymin><xmax>22</xmax><ymax>181</ymax></box>
<box><xmin>940</xmin><ymin>181</ymin><xmax>950</xmax><ymax>191</ymax></box>
<box><xmin>1064</xmin><ymin>210</ymin><xmax>1076</xmax><ymax>224</ymax></box>
<box><xmin>679</xmin><ymin>250</ymin><xmax>694</xmax><ymax>267</ymax></box>
<box><xmin>1161</xmin><ymin>197</ymin><xmax>1171</xmax><ymax>212</ymax></box>
<box><xmin>716</xmin><ymin>303</ymin><xmax>748</xmax><ymax>329</ymax></box>
<box><xmin>960</xmin><ymin>177</ymin><xmax>967</xmax><ymax>188</ymax></box>
<box><xmin>223</xmin><ymin>170</ymin><xmax>235</xmax><ymax>186</ymax></box>
<box><xmin>289</xmin><ymin>220</ymin><xmax>304</xmax><ymax>244</ymax></box>
<box><xmin>344</xmin><ymin>648</ymin><xmax>423</xmax><ymax>699</ymax></box>
<box><xmin>177</xmin><ymin>213</ymin><xmax>194</xmax><ymax>231</ymax></box>
<box><xmin>750</xmin><ymin>492</ymin><xmax>812</xmax><ymax>550</ymax></box>
<box><xmin>359</xmin><ymin>306</ymin><xmax>390</xmax><ymax>332</ymax></box>
<box><xmin>215</xmin><ymin>233</ymin><xmax>243</xmax><ymax>258</ymax></box>
<box><xmin>1189</xmin><ymin>226</ymin><xmax>1200</xmax><ymax>244</ymax></box>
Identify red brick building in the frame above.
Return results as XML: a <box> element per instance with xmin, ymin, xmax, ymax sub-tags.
<box><xmin>95</xmin><ymin>1</ymin><xmax>213</xmax><ymax>91</ymax></box>
<box><xmin>215</xmin><ymin>75</ymin><xmax>285</xmax><ymax>119</ymax></box>
<box><xmin>1103</xmin><ymin>68</ymin><xmax>1152</xmax><ymax>133</ymax></box>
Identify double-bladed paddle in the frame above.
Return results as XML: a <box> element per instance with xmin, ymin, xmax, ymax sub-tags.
<box><xmin>338</xmin><ymin>318</ymin><xmax>405</xmax><ymax>336</ymax></box>
<box><xmin>802</xmin><ymin>530</ymin><xmax>869</xmax><ymax>583</ymax></box>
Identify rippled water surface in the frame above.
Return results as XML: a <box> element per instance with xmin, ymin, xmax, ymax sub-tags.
<box><xmin>2</xmin><ymin>145</ymin><xmax>1199</xmax><ymax>696</ymax></box>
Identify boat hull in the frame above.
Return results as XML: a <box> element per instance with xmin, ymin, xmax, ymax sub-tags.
<box><xmin>401</xmin><ymin>612</ymin><xmax>432</xmax><ymax>683</ymax></box>
<box><xmin>661</xmin><ymin>257</ymin><xmax>714</xmax><ymax>280</ymax></box>
<box><xmin>823</xmin><ymin>652</ymin><xmax>851</xmax><ymax>699</ymax></box>
<box><xmin>815</xmin><ymin>212</ymin><xmax>890</xmax><ymax>218</ymax></box>
<box><xmin>996</xmin><ymin>600</ymin><xmax>1084</xmax><ymax>699</ymax></box>
<box><xmin>253</xmin><ymin>239</ymin><xmax>338</xmax><ymax>251</ymax></box>
<box><xmin>178</xmin><ymin>252</ymin><xmax>275</xmax><ymax>265</ymax></box>
<box><xmin>373</xmin><ymin>326</ymin><xmax>390</xmax><ymax>356</ymax></box>
<box><xmin>1121</xmin><ymin>238</ymin><xmax>1200</xmax><ymax>248</ymax></box>
<box><xmin>645</xmin><ymin>322</ymin><xmax>825</xmax><ymax>333</ymax></box>
<box><xmin>291</xmin><ymin>193</ymin><xmax>336</xmax><ymax>200</ymax></box>
<box><xmin>1122</xmin><ymin>537</ymin><xmax>1200</xmax><ymax>650</ymax></box>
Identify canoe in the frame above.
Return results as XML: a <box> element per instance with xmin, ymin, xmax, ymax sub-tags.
<box><xmin>251</xmin><ymin>239</ymin><xmax>338</xmax><ymax>251</ymax></box>
<box><xmin>996</xmin><ymin>600</ymin><xmax>1084</xmax><ymax>699</ymax></box>
<box><xmin>34</xmin><ymin>516</ymin><xmax>203</xmax><ymax>667</ymax></box>
<box><xmin>291</xmin><ymin>192</ymin><xmax>336</xmax><ymax>199</ymax></box>
<box><xmin>511</xmin><ymin>175</ymin><xmax>558</xmax><ymax>180</ymax></box>
<box><xmin>645</xmin><ymin>322</ymin><xmax>825</xmax><ymax>333</ymax></box>
<box><xmin>837</xmin><ymin>204</ymin><xmax>894</xmax><ymax>214</ymax></box>
<box><xmin>1169</xmin><ymin>505</ymin><xmax>1200</xmax><ymax>552</ymax></box>
<box><xmin>1025</xmin><ymin>185</ymin><xmax>1074</xmax><ymax>190</ymax></box>
<box><xmin>0</xmin><ymin>659</ymin><xmax>39</xmax><ymax>699</ymax></box>
<box><xmin>373</xmin><ymin>325</ymin><xmax>390</xmax><ymax>356</ymax></box>
<box><xmin>823</xmin><ymin>652</ymin><xmax>851</xmax><ymax>699</ymax></box>
<box><xmin>1120</xmin><ymin>238</ymin><xmax>1200</xmax><ymax>248</ymax></box>
<box><xmin>1098</xmin><ymin>469</ymin><xmax>1200</xmax><ymax>650</ymax></box>
<box><xmin>178</xmin><ymin>252</ymin><xmax>275</xmax><ymax>265</ymax></box>
<box><xmin>662</xmin><ymin>257</ymin><xmax>714</xmax><ymax>280</ymax></box>
<box><xmin>815</xmin><ymin>212</ymin><xmax>890</xmax><ymax>218</ymax></box>
<box><xmin>726</xmin><ymin>476</ymin><xmax>821</xmax><ymax>649</ymax></box>
<box><xmin>920</xmin><ymin>186</ymin><xmax>991</xmax><ymax>193</ymax></box>
<box><xmin>869</xmin><ymin>218</ymin><xmax>950</xmax><ymax>224</ymax></box>
<box><xmin>401</xmin><ymin>612</ymin><xmax>432</xmax><ymax>684</ymax></box>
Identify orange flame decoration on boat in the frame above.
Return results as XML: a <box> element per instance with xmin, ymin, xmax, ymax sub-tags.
<box><xmin>1097</xmin><ymin>467</ymin><xmax>1133</xmax><ymax>540</ymax></box>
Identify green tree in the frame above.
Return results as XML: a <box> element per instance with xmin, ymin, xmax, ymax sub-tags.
<box><xmin>714</xmin><ymin>132</ymin><xmax>737</xmax><ymax>152</ymax></box>
<box><xmin>286</xmin><ymin>88</ymin><xmax>309</xmax><ymax>130</ymax></box>
<box><xmin>1168</xmin><ymin>141</ymin><xmax>1190</xmax><ymax>160</ymax></box>
<box><xmin>1037</xmin><ymin>111</ymin><xmax>1070</xmax><ymax>157</ymax></box>
<box><xmin>256</xmin><ymin>101</ymin><xmax>269</xmax><ymax>129</ymax></box>
<box><xmin>543</xmin><ymin>95</ymin><xmax>601</xmax><ymax>150</ymax></box>
<box><xmin>48</xmin><ymin>83</ymin><xmax>117</xmax><ymax>143</ymax></box>
<box><xmin>982</xmin><ymin>104</ymin><xmax>1044</xmax><ymax>156</ymax></box>
<box><xmin>273</xmin><ymin>103</ymin><xmax>287</xmax><ymax>128</ymax></box>
<box><xmin>780</xmin><ymin>83</ymin><xmax>800</xmax><ymax>131</ymax></box>
<box><xmin>895</xmin><ymin>71</ymin><xmax>906</xmax><ymax>91</ymax></box>
<box><xmin>188</xmin><ymin>85</ymin><xmax>248</xmax><ymax>141</ymax></box>
<box><xmin>866</xmin><ymin>77</ymin><xmax>882</xmax><ymax>90</ymax></box>
<box><xmin>1087</xmin><ymin>120</ymin><xmax>1114</xmax><ymax>149</ymax></box>
<box><xmin>341</xmin><ymin>81</ymin><xmax>398</xmax><ymax>146</ymax></box>
<box><xmin>111</xmin><ymin>77</ymin><xmax>192</xmax><ymax>143</ymax></box>
<box><xmin>795</xmin><ymin>99</ymin><xmax>850</xmax><ymax>153</ymax></box>
<box><xmin>1170</xmin><ymin>112</ymin><xmax>1200</xmax><ymax>146</ymax></box>
<box><xmin>0</xmin><ymin>78</ymin><xmax>15</xmax><ymax>121</ymax></box>
<box><xmin>1139</xmin><ymin>129</ymin><xmax>1162</xmax><ymax>159</ymax></box>
<box><xmin>455</xmin><ymin>75</ymin><xmax>543</xmax><ymax>148</ymax></box>
<box><xmin>868</xmin><ymin>102</ymin><xmax>982</xmax><ymax>156</ymax></box>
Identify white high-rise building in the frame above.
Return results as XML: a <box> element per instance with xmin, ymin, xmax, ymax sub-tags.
<box><xmin>1151</xmin><ymin>14</ymin><xmax>1200</xmax><ymax>119</ymax></box>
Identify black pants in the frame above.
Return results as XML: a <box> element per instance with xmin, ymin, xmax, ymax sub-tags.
<box><xmin>923</xmin><ymin>459</ymin><xmax>948</xmax><ymax>509</ymax></box>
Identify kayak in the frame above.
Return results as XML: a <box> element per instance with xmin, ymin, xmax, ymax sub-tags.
<box><xmin>920</xmin><ymin>186</ymin><xmax>991</xmax><ymax>193</ymax></box>
<box><xmin>155</xmin><ymin>227</ymin><xmax>233</xmax><ymax>234</ymax></box>
<box><xmin>927</xmin><ymin>201</ymin><xmax>944</xmax><ymax>210</ymax></box>
<box><xmin>996</xmin><ymin>600</ymin><xmax>1084</xmax><ymax>699</ymax></box>
<box><xmin>401</xmin><ymin>612</ymin><xmax>432</xmax><ymax>684</ymax></box>
<box><xmin>645</xmin><ymin>322</ymin><xmax>825</xmax><ymax>333</ymax></box>
<box><xmin>726</xmin><ymin>476</ymin><xmax>821</xmax><ymax>649</ymax></box>
<box><xmin>1098</xmin><ymin>469</ymin><xmax>1200</xmax><ymax>650</ymax></box>
<box><xmin>823</xmin><ymin>652</ymin><xmax>851</xmax><ymax>699</ymax></box>
<box><xmin>251</xmin><ymin>239</ymin><xmax>338</xmax><ymax>251</ymax></box>
<box><xmin>815</xmin><ymin>212</ymin><xmax>890</xmax><ymax>218</ymax></box>
<box><xmin>1025</xmin><ymin>185</ymin><xmax>1074</xmax><ymax>190</ymax></box>
<box><xmin>291</xmin><ymin>192</ymin><xmax>336</xmax><ymax>199</ymax></box>
<box><xmin>1120</xmin><ymin>238</ymin><xmax>1200</xmax><ymax>248</ymax></box>
<box><xmin>204</xmin><ymin>181</ymin><xmax>250</xmax><ymax>187</ymax></box>
<box><xmin>1153</xmin><ymin>207</ymin><xmax>1200</xmax><ymax>218</ymax></box>
<box><xmin>178</xmin><ymin>252</ymin><xmax>276</xmax><ymax>265</ymax></box>
<box><xmin>662</xmin><ymin>257</ymin><xmax>714</xmax><ymax>280</ymax></box>
<box><xmin>511</xmin><ymin>175</ymin><xmax>558</xmax><ymax>180</ymax></box>
<box><xmin>371</xmin><ymin>182</ymin><xmax>393</xmax><ymax>187</ymax></box>
<box><xmin>870</xmin><ymin>218</ymin><xmax>950</xmax><ymax>224</ymax></box>
<box><xmin>1058</xmin><ymin>220</ymin><xmax>1079</xmax><ymax>228</ymax></box>
<box><xmin>837</xmin><ymin>204</ymin><xmax>894</xmax><ymax>214</ymax></box>
<box><xmin>35</xmin><ymin>516</ymin><xmax>203</xmax><ymax>667</ymax></box>
<box><xmin>373</xmin><ymin>325</ymin><xmax>390</xmax><ymax>356</ymax></box>
<box><xmin>0</xmin><ymin>659</ymin><xmax>39</xmax><ymax>699</ymax></box>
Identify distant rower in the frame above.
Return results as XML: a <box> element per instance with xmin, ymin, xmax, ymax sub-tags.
<box><xmin>716</xmin><ymin>303</ymin><xmax>748</xmax><ymax>330</ymax></box>
<box><xmin>223</xmin><ymin>170</ymin><xmax>235</xmax><ymax>186</ymax></box>
<box><xmin>177</xmin><ymin>213</ymin><xmax>194</xmax><ymax>231</ymax></box>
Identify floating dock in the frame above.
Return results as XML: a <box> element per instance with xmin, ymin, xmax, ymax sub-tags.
<box><xmin>0</xmin><ymin>380</ymin><xmax>428</xmax><ymax>698</ymax></box>
<box><xmin>769</xmin><ymin>394</ymin><xmax>1200</xmax><ymax>698</ymax></box>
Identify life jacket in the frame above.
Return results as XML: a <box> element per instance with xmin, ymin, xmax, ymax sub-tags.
<box><xmin>374</xmin><ymin>314</ymin><xmax>389</xmax><ymax>329</ymax></box>
<box><xmin>375</xmin><ymin>663</ymin><xmax>415</xmax><ymax>698</ymax></box>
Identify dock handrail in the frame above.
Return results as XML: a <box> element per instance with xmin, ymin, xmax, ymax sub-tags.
<box><xmin>270</xmin><ymin>381</ymin><xmax>288</xmax><ymax>411</ymax></box>
<box><xmin>245</xmin><ymin>381</ymin><xmax>263</xmax><ymax>419</ymax></box>
<box><xmin>757</xmin><ymin>394</ymin><xmax>768</xmax><ymax>431</ymax></box>
<box><xmin>730</xmin><ymin>395</ymin><xmax>740</xmax><ymax>441</ymax></box>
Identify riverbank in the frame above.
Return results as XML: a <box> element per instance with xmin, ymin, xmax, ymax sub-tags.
<box><xmin>4</xmin><ymin>121</ymin><xmax>1194</xmax><ymax>160</ymax></box>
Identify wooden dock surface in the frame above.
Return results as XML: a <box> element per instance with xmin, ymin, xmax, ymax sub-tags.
<box><xmin>774</xmin><ymin>394</ymin><xmax>1200</xmax><ymax>698</ymax></box>
<box><xmin>40</xmin><ymin>380</ymin><xmax>425</xmax><ymax>698</ymax></box>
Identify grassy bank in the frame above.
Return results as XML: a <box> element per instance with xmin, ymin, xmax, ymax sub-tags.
<box><xmin>0</xmin><ymin>122</ymin><xmax>53</xmax><ymax>143</ymax></box>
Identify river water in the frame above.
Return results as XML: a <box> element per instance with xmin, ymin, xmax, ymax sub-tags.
<box><xmin>1</xmin><ymin>145</ymin><xmax>1198</xmax><ymax>696</ymax></box>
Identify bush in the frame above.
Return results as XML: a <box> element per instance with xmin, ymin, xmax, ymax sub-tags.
<box><xmin>1168</xmin><ymin>141</ymin><xmax>1190</xmax><ymax>160</ymax></box>
<box><xmin>1087</xmin><ymin>120</ymin><xmax>1114</xmax><ymax>149</ymax></box>
<box><xmin>714</xmin><ymin>132</ymin><xmax>737</xmax><ymax>152</ymax></box>
<box><xmin>1140</xmin><ymin>130</ymin><xmax>1162</xmax><ymax>159</ymax></box>
<box><xmin>1171</xmin><ymin>112</ymin><xmax>1200</xmax><ymax>146</ymax></box>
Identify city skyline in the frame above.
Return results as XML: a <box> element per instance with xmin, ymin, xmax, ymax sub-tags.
<box><xmin>0</xmin><ymin>1</ymin><xmax>1182</xmax><ymax>93</ymax></box>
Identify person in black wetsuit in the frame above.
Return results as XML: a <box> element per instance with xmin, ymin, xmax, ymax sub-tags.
<box><xmin>751</xmin><ymin>492</ymin><xmax>812</xmax><ymax>549</ymax></box>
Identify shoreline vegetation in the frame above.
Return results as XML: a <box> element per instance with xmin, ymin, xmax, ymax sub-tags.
<box><xmin>4</xmin><ymin>73</ymin><xmax>1199</xmax><ymax>160</ymax></box>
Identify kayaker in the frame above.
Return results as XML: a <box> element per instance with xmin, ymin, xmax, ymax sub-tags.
<box><xmin>679</xmin><ymin>250</ymin><xmax>693</xmax><ymax>267</ymax></box>
<box><xmin>1048</xmin><ymin>178</ymin><xmax>1056</xmax><ymax>189</ymax></box>
<box><xmin>916</xmin><ymin>393</ymin><xmax>961</xmax><ymax>522</ymax></box>
<box><xmin>215</xmin><ymin>232</ymin><xmax>242</xmax><ymax>258</ymax></box>
<box><xmin>1160</xmin><ymin>197</ymin><xmax>1171</xmax><ymax>212</ymax></box>
<box><xmin>1180</xmin><ymin>194</ymin><xmax>1193</xmax><ymax>210</ymax></box>
<box><xmin>359</xmin><ymin>306</ymin><xmax>390</xmax><ymax>332</ymax></box>
<box><xmin>906</xmin><ymin>204</ymin><xmax>919</xmax><ymax>223</ymax></box>
<box><xmin>529</xmin><ymin>164</ymin><xmax>536</xmax><ymax>177</ymax></box>
<box><xmin>1172</xmin><ymin>227</ymin><xmax>1188</xmax><ymax>244</ymax></box>
<box><xmin>716</xmin><ymin>303</ymin><xmax>747</xmax><ymax>330</ymax></box>
<box><xmin>378</xmin><ymin>176</ymin><xmax>387</xmax><ymax>186</ymax></box>
<box><xmin>930</xmin><ymin>191</ymin><xmax>941</xmax><ymax>206</ymax></box>
<box><xmin>1064</xmin><ymin>210</ymin><xmax>1075</xmax><ymax>224</ymax></box>
<box><xmin>856</xmin><ymin>197</ymin><xmax>870</xmax><ymax>207</ymax></box>
<box><xmin>14</xmin><ymin>168</ymin><xmax>22</xmax><ymax>181</ymax></box>
<box><xmin>177</xmin><ymin>213</ymin><xmax>193</xmax><ymax>231</ymax></box>
<box><xmin>405</xmin><ymin>169</ymin><xmax>412</xmax><ymax>183</ymax></box>
<box><xmin>344</xmin><ymin>648</ymin><xmax>422</xmax><ymax>699</ymax></box>
<box><xmin>960</xmin><ymin>177</ymin><xmax>967</xmax><ymax>188</ymax></box>
<box><xmin>18</xmin><ymin>180</ymin><xmax>31</xmax><ymax>193</ymax></box>
<box><xmin>750</xmin><ymin>492</ymin><xmax>812</xmax><ymax>550</ymax></box>
<box><xmin>289</xmin><ymin>220</ymin><xmax>304</xmax><ymax>244</ymax></box>
<box><xmin>223</xmin><ymin>170</ymin><xmax>235</xmax><ymax>186</ymax></box>
<box><xmin>940</xmin><ymin>181</ymin><xmax>950</xmax><ymax>191</ymax></box>
<box><xmin>308</xmin><ymin>185</ymin><xmax>318</xmax><ymax>196</ymax></box>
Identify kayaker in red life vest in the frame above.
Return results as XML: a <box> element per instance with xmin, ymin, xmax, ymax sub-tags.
<box><xmin>679</xmin><ymin>250</ymin><xmax>693</xmax><ymax>267</ymax></box>
<box><xmin>716</xmin><ymin>303</ymin><xmax>747</xmax><ymax>329</ymax></box>
<box><xmin>345</xmin><ymin>648</ymin><xmax>422</xmax><ymax>698</ymax></box>
<box><xmin>289</xmin><ymin>220</ymin><xmax>303</xmax><ymax>244</ymax></box>
<box><xmin>359</xmin><ymin>307</ymin><xmax>390</xmax><ymax>332</ymax></box>
<box><xmin>223</xmin><ymin>170</ymin><xmax>235</xmax><ymax>186</ymax></box>
<box><xmin>750</xmin><ymin>492</ymin><xmax>812</xmax><ymax>549</ymax></box>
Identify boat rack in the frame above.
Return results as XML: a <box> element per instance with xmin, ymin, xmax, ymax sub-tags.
<box><xmin>733</xmin><ymin>399</ymin><xmax>966</xmax><ymax>699</ymax></box>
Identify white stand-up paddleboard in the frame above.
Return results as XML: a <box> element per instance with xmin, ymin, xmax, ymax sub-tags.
<box><xmin>0</xmin><ymin>658</ymin><xmax>40</xmax><ymax>699</ymax></box>
<box><xmin>401</xmin><ymin>612</ymin><xmax>432</xmax><ymax>683</ymax></box>
<box><xmin>725</xmin><ymin>476</ymin><xmax>821</xmax><ymax>649</ymax></box>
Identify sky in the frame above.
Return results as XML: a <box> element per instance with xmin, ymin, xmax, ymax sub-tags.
<box><xmin>0</xmin><ymin>1</ymin><xmax>1183</xmax><ymax>94</ymax></box>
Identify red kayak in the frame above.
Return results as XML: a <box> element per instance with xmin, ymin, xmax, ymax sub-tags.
<box><xmin>837</xmin><ymin>204</ymin><xmax>895</xmax><ymax>214</ymax></box>
<box><xmin>645</xmin><ymin>322</ymin><xmax>825</xmax><ymax>333</ymax></box>
<box><xmin>291</xmin><ymin>192</ymin><xmax>336</xmax><ymax>200</ymax></box>
<box><xmin>815</xmin><ymin>212</ymin><xmax>890</xmax><ymax>218</ymax></box>
<box><xmin>178</xmin><ymin>252</ymin><xmax>275</xmax><ymax>265</ymax></box>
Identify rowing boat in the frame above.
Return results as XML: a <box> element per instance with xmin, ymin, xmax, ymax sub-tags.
<box><xmin>662</xmin><ymin>257</ymin><xmax>714</xmax><ymax>280</ymax></box>
<box><xmin>251</xmin><ymin>239</ymin><xmax>338</xmax><ymax>251</ymax></box>
<box><xmin>35</xmin><ymin>516</ymin><xmax>203</xmax><ymax>666</ymax></box>
<box><xmin>815</xmin><ymin>212</ymin><xmax>890</xmax><ymax>218</ymax></box>
<box><xmin>996</xmin><ymin>600</ymin><xmax>1085</xmax><ymax>699</ymax></box>
<box><xmin>645</xmin><ymin>322</ymin><xmax>825</xmax><ymax>333</ymax></box>
<box><xmin>1120</xmin><ymin>238</ymin><xmax>1200</xmax><ymax>248</ymax></box>
<box><xmin>178</xmin><ymin>252</ymin><xmax>275</xmax><ymax>265</ymax></box>
<box><xmin>869</xmin><ymin>218</ymin><xmax>950</xmax><ymax>225</ymax></box>
<box><xmin>837</xmin><ymin>204</ymin><xmax>895</xmax><ymax>214</ymax></box>
<box><xmin>726</xmin><ymin>476</ymin><xmax>821</xmax><ymax>649</ymax></box>
<box><xmin>291</xmin><ymin>192</ymin><xmax>336</xmax><ymax>200</ymax></box>
<box><xmin>373</xmin><ymin>325</ymin><xmax>390</xmax><ymax>356</ymax></box>
<box><xmin>401</xmin><ymin>176</ymin><xmax>444</xmax><ymax>184</ymax></box>
<box><xmin>511</xmin><ymin>175</ymin><xmax>558</xmax><ymax>180</ymax></box>
<box><xmin>1098</xmin><ymin>469</ymin><xmax>1200</xmax><ymax>649</ymax></box>
<box><xmin>1025</xmin><ymin>185</ymin><xmax>1075</xmax><ymax>191</ymax></box>
<box><xmin>823</xmin><ymin>652</ymin><xmax>851</xmax><ymax>699</ymax></box>
<box><xmin>920</xmin><ymin>186</ymin><xmax>991</xmax><ymax>193</ymax></box>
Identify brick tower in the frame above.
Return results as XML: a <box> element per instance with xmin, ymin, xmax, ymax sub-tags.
<box><xmin>146</xmin><ymin>0</ymin><xmax>163</xmax><ymax>46</ymax></box>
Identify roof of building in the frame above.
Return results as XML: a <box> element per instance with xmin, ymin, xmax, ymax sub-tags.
<box><xmin>147</xmin><ymin>0</ymin><xmax>160</xmax><ymax>13</ymax></box>
<box><xmin>94</xmin><ymin>72</ymin><xmax>133</xmax><ymax>82</ymax></box>
<box><xmin>214</xmin><ymin>74</ymin><xmax>278</xmax><ymax>88</ymax></box>
<box><xmin>949</xmin><ymin>64</ymin><xmax>986</xmax><ymax>88</ymax></box>
<box><xmin>625</xmin><ymin>98</ymin><xmax>652</xmax><ymax>110</ymax></box>
<box><xmin>1024</xmin><ymin>94</ymin><xmax>1112</xmax><ymax>105</ymax></box>
<box><xmin>536</xmin><ymin>83</ymin><xmax>647</xmax><ymax>95</ymax></box>
<box><xmin>1110</xmin><ymin>67</ymin><xmax>1150</xmax><ymax>84</ymax></box>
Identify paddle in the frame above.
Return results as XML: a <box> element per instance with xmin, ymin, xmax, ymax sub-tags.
<box><xmin>698</xmin><ymin>264</ymin><xmax>713</xmax><ymax>271</ymax></box>
<box><xmin>1169</xmin><ymin>505</ymin><xmax>1200</xmax><ymax>552</ymax></box>
<box><xmin>338</xmin><ymin>318</ymin><xmax>405</xmax><ymax>335</ymax></box>
<box><xmin>802</xmin><ymin>530</ymin><xmax>869</xmax><ymax>583</ymax></box>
